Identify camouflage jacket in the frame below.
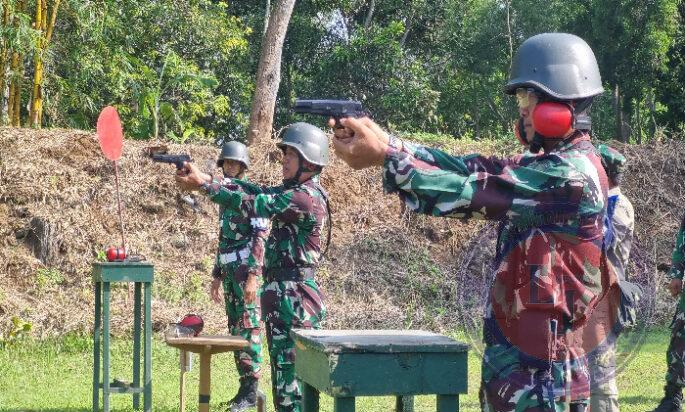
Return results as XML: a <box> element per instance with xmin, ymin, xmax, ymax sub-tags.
<box><xmin>384</xmin><ymin>131</ymin><xmax>616</xmax><ymax>358</ymax></box>
<box><xmin>669</xmin><ymin>214</ymin><xmax>685</xmax><ymax>280</ymax></box>
<box><xmin>203</xmin><ymin>176</ymin><xmax>328</xmax><ymax>275</ymax></box>
<box><xmin>204</xmin><ymin>176</ymin><xmax>269</xmax><ymax>278</ymax></box>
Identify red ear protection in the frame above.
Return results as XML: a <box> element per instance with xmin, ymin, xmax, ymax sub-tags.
<box><xmin>532</xmin><ymin>102</ymin><xmax>573</xmax><ymax>138</ymax></box>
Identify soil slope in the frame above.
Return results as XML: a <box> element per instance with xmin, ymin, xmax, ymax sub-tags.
<box><xmin>0</xmin><ymin>127</ymin><xmax>682</xmax><ymax>337</ymax></box>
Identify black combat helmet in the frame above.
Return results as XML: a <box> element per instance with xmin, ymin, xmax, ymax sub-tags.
<box><xmin>217</xmin><ymin>141</ymin><xmax>250</xmax><ymax>169</ymax></box>
<box><xmin>505</xmin><ymin>33</ymin><xmax>603</xmax><ymax>100</ymax></box>
<box><xmin>277</xmin><ymin>122</ymin><xmax>329</xmax><ymax>167</ymax></box>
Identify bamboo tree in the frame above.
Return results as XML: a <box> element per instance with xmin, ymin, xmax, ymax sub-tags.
<box><xmin>8</xmin><ymin>0</ymin><xmax>23</xmax><ymax>127</ymax></box>
<box><xmin>0</xmin><ymin>0</ymin><xmax>11</xmax><ymax>125</ymax></box>
<box><xmin>29</xmin><ymin>0</ymin><xmax>60</xmax><ymax>127</ymax></box>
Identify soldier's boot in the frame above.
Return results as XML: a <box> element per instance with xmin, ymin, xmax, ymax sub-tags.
<box><xmin>651</xmin><ymin>383</ymin><xmax>684</xmax><ymax>412</ymax></box>
<box><xmin>229</xmin><ymin>377</ymin><xmax>258</xmax><ymax>412</ymax></box>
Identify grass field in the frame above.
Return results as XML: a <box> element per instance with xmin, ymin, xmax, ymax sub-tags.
<box><xmin>0</xmin><ymin>329</ymin><xmax>671</xmax><ymax>411</ymax></box>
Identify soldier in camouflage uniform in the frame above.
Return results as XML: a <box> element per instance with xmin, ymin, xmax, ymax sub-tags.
<box><xmin>332</xmin><ymin>33</ymin><xmax>618</xmax><ymax>412</ymax></box>
<box><xmin>651</xmin><ymin>214</ymin><xmax>685</xmax><ymax>412</ymax></box>
<box><xmin>176</xmin><ymin>123</ymin><xmax>329</xmax><ymax>412</ymax></box>
<box><xmin>205</xmin><ymin>141</ymin><xmax>265</xmax><ymax>412</ymax></box>
<box><xmin>584</xmin><ymin>144</ymin><xmax>633</xmax><ymax>412</ymax></box>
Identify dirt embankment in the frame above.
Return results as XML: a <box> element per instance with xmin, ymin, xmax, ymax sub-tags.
<box><xmin>0</xmin><ymin>127</ymin><xmax>683</xmax><ymax>337</ymax></box>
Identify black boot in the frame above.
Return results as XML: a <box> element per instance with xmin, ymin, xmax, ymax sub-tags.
<box><xmin>229</xmin><ymin>377</ymin><xmax>258</xmax><ymax>412</ymax></box>
<box><xmin>651</xmin><ymin>383</ymin><xmax>684</xmax><ymax>412</ymax></box>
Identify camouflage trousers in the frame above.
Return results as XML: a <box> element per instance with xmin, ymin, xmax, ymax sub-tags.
<box><xmin>586</xmin><ymin>341</ymin><xmax>619</xmax><ymax>412</ymax></box>
<box><xmin>666</xmin><ymin>290</ymin><xmax>685</xmax><ymax>387</ymax></box>
<box><xmin>480</xmin><ymin>342</ymin><xmax>590</xmax><ymax>412</ymax></box>
<box><xmin>222</xmin><ymin>261</ymin><xmax>262</xmax><ymax>380</ymax></box>
<box><xmin>584</xmin><ymin>294</ymin><xmax>619</xmax><ymax>412</ymax></box>
<box><xmin>261</xmin><ymin>278</ymin><xmax>326</xmax><ymax>412</ymax></box>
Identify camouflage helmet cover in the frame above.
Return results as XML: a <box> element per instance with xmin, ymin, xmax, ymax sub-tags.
<box><xmin>278</xmin><ymin>122</ymin><xmax>329</xmax><ymax>166</ymax></box>
<box><xmin>505</xmin><ymin>32</ymin><xmax>604</xmax><ymax>100</ymax></box>
<box><xmin>217</xmin><ymin>140</ymin><xmax>250</xmax><ymax>169</ymax></box>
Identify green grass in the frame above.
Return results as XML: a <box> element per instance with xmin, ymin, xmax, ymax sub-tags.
<box><xmin>0</xmin><ymin>329</ymin><xmax>672</xmax><ymax>411</ymax></box>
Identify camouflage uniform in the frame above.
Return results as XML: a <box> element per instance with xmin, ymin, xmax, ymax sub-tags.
<box><xmin>583</xmin><ymin>145</ymin><xmax>633</xmax><ymax>412</ymax></box>
<box><xmin>383</xmin><ymin>132</ymin><xmax>616</xmax><ymax>411</ymax></box>
<box><xmin>206</xmin><ymin>176</ymin><xmax>267</xmax><ymax>382</ymax></box>
<box><xmin>666</xmin><ymin>215</ymin><xmax>685</xmax><ymax>387</ymax></box>
<box><xmin>203</xmin><ymin>176</ymin><xmax>328</xmax><ymax>412</ymax></box>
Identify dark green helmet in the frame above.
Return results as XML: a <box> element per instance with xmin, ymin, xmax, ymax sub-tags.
<box><xmin>505</xmin><ymin>33</ymin><xmax>603</xmax><ymax>100</ymax></box>
<box><xmin>278</xmin><ymin>122</ymin><xmax>329</xmax><ymax>166</ymax></box>
<box><xmin>217</xmin><ymin>141</ymin><xmax>250</xmax><ymax>169</ymax></box>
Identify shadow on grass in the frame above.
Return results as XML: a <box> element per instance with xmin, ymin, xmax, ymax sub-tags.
<box><xmin>1</xmin><ymin>409</ymin><xmax>180</xmax><ymax>412</ymax></box>
<box><xmin>619</xmin><ymin>394</ymin><xmax>661</xmax><ymax>406</ymax></box>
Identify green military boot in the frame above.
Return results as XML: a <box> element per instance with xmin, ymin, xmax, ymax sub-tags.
<box><xmin>228</xmin><ymin>377</ymin><xmax>258</xmax><ymax>412</ymax></box>
<box><xmin>651</xmin><ymin>383</ymin><xmax>684</xmax><ymax>412</ymax></box>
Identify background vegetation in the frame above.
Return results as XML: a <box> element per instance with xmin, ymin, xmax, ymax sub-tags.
<box><xmin>1</xmin><ymin>0</ymin><xmax>684</xmax><ymax>143</ymax></box>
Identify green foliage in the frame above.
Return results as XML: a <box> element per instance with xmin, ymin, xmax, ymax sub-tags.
<box><xmin>3</xmin><ymin>0</ymin><xmax>685</xmax><ymax>142</ymax></box>
<box><xmin>183</xmin><ymin>272</ymin><xmax>208</xmax><ymax>304</ymax></box>
<box><xmin>153</xmin><ymin>271</ymin><xmax>183</xmax><ymax>304</ymax></box>
<box><xmin>46</xmin><ymin>0</ymin><xmax>251</xmax><ymax>141</ymax></box>
<box><xmin>0</xmin><ymin>316</ymin><xmax>33</xmax><ymax>349</ymax></box>
<box><xmin>199</xmin><ymin>255</ymin><xmax>214</xmax><ymax>273</ymax></box>
<box><xmin>35</xmin><ymin>267</ymin><xmax>63</xmax><ymax>290</ymax></box>
<box><xmin>95</xmin><ymin>249</ymin><xmax>107</xmax><ymax>262</ymax></box>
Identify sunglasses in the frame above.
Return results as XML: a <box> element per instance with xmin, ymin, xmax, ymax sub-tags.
<box><xmin>515</xmin><ymin>88</ymin><xmax>540</xmax><ymax>109</ymax></box>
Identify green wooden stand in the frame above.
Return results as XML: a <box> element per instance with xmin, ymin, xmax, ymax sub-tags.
<box><xmin>292</xmin><ymin>330</ymin><xmax>469</xmax><ymax>412</ymax></box>
<box><xmin>92</xmin><ymin>262</ymin><xmax>154</xmax><ymax>412</ymax></box>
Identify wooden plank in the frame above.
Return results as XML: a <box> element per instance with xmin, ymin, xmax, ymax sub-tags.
<box><xmin>92</xmin><ymin>262</ymin><xmax>154</xmax><ymax>283</ymax></box>
<box><xmin>165</xmin><ymin>335</ymin><xmax>248</xmax><ymax>353</ymax></box>
<box><xmin>133</xmin><ymin>282</ymin><xmax>141</xmax><ymax>410</ymax></box>
<box><xmin>333</xmin><ymin>396</ymin><xmax>355</xmax><ymax>412</ymax></box>
<box><xmin>327</xmin><ymin>352</ymin><xmax>468</xmax><ymax>396</ymax></box>
<box><xmin>292</xmin><ymin>329</ymin><xmax>469</xmax><ymax>354</ymax></box>
<box><xmin>103</xmin><ymin>282</ymin><xmax>111</xmax><ymax>412</ymax></box>
<box><xmin>144</xmin><ymin>282</ymin><xmax>152</xmax><ymax>412</ymax></box>
<box><xmin>437</xmin><ymin>394</ymin><xmax>459</xmax><ymax>412</ymax></box>
<box><xmin>92</xmin><ymin>282</ymin><xmax>101</xmax><ymax>411</ymax></box>
<box><xmin>198</xmin><ymin>354</ymin><xmax>211</xmax><ymax>412</ymax></box>
<box><xmin>302</xmin><ymin>382</ymin><xmax>320</xmax><ymax>412</ymax></box>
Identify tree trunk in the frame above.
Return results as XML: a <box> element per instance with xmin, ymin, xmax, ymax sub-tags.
<box><xmin>30</xmin><ymin>0</ymin><xmax>44</xmax><ymax>127</ymax></box>
<box><xmin>263</xmin><ymin>0</ymin><xmax>271</xmax><ymax>35</ymax></box>
<box><xmin>364</xmin><ymin>0</ymin><xmax>375</xmax><ymax>30</ymax></box>
<box><xmin>400</xmin><ymin>14</ymin><xmax>412</xmax><ymax>48</ymax></box>
<box><xmin>12</xmin><ymin>59</ymin><xmax>22</xmax><ymax>127</ymax></box>
<box><xmin>30</xmin><ymin>0</ymin><xmax>60</xmax><ymax>128</ymax></box>
<box><xmin>613</xmin><ymin>83</ymin><xmax>626</xmax><ymax>142</ymax></box>
<box><xmin>505</xmin><ymin>0</ymin><xmax>514</xmax><ymax>70</ymax></box>
<box><xmin>648</xmin><ymin>88</ymin><xmax>658</xmax><ymax>141</ymax></box>
<box><xmin>635</xmin><ymin>95</ymin><xmax>642</xmax><ymax>144</ymax></box>
<box><xmin>0</xmin><ymin>0</ymin><xmax>10</xmax><ymax>125</ymax></box>
<box><xmin>9</xmin><ymin>49</ymin><xmax>22</xmax><ymax>127</ymax></box>
<box><xmin>246</xmin><ymin>0</ymin><xmax>296</xmax><ymax>145</ymax></box>
<box><xmin>8</xmin><ymin>0</ymin><xmax>23</xmax><ymax>127</ymax></box>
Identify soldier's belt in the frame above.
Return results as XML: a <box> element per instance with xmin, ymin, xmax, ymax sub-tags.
<box><xmin>219</xmin><ymin>246</ymin><xmax>250</xmax><ymax>265</ymax></box>
<box><xmin>264</xmin><ymin>267</ymin><xmax>315</xmax><ymax>282</ymax></box>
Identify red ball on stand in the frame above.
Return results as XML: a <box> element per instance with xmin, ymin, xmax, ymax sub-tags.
<box><xmin>105</xmin><ymin>246</ymin><xmax>127</xmax><ymax>261</ymax></box>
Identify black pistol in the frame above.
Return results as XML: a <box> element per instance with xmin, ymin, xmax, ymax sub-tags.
<box><xmin>151</xmin><ymin>154</ymin><xmax>192</xmax><ymax>170</ymax></box>
<box><xmin>293</xmin><ymin>99</ymin><xmax>366</xmax><ymax>127</ymax></box>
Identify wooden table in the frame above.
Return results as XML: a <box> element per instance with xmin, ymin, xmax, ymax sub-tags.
<box><xmin>292</xmin><ymin>329</ymin><xmax>469</xmax><ymax>412</ymax></box>
<box><xmin>92</xmin><ymin>262</ymin><xmax>153</xmax><ymax>412</ymax></box>
<box><xmin>166</xmin><ymin>335</ymin><xmax>264</xmax><ymax>412</ymax></box>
